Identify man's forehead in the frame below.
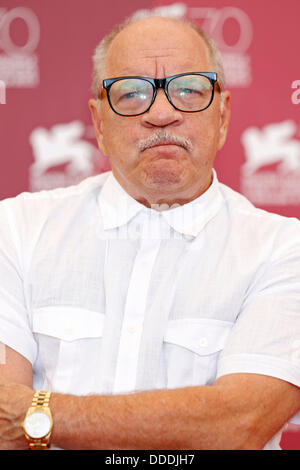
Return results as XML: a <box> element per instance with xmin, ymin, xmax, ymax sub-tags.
<box><xmin>120</xmin><ymin>46</ymin><xmax>187</xmax><ymax>62</ymax></box>
<box><xmin>105</xmin><ymin>51</ymin><xmax>209</xmax><ymax>79</ymax></box>
<box><xmin>105</xmin><ymin>26</ymin><xmax>211</xmax><ymax>76</ymax></box>
<box><xmin>137</xmin><ymin>47</ymin><xmax>180</xmax><ymax>56</ymax></box>
<box><xmin>108</xmin><ymin>18</ymin><xmax>208</xmax><ymax>55</ymax></box>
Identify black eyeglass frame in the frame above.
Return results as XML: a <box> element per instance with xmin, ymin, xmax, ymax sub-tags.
<box><xmin>101</xmin><ymin>72</ymin><xmax>218</xmax><ymax>117</ymax></box>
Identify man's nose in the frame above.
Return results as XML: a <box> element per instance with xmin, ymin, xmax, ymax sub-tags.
<box><xmin>140</xmin><ymin>89</ymin><xmax>183</xmax><ymax>128</ymax></box>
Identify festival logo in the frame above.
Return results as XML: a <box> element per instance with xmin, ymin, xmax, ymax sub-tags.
<box><xmin>29</xmin><ymin>121</ymin><xmax>111</xmax><ymax>191</ymax></box>
<box><xmin>132</xmin><ymin>2</ymin><xmax>253</xmax><ymax>88</ymax></box>
<box><xmin>240</xmin><ymin>120</ymin><xmax>300</xmax><ymax>205</ymax></box>
<box><xmin>0</xmin><ymin>6</ymin><xmax>40</xmax><ymax>87</ymax></box>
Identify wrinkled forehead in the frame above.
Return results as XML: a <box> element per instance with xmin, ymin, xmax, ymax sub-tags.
<box><xmin>104</xmin><ymin>18</ymin><xmax>212</xmax><ymax>77</ymax></box>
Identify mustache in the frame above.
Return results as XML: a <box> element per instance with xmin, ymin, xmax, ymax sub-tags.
<box><xmin>138</xmin><ymin>130</ymin><xmax>193</xmax><ymax>153</ymax></box>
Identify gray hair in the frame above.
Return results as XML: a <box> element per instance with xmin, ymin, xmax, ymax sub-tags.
<box><xmin>91</xmin><ymin>14</ymin><xmax>226</xmax><ymax>102</ymax></box>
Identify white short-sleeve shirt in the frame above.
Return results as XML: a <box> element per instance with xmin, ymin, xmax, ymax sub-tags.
<box><xmin>1</xmin><ymin>169</ymin><xmax>300</xmax><ymax>450</ymax></box>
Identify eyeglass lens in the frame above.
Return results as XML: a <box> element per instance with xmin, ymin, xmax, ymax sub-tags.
<box><xmin>108</xmin><ymin>75</ymin><xmax>213</xmax><ymax>115</ymax></box>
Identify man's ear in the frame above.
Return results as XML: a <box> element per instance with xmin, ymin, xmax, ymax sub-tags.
<box><xmin>88</xmin><ymin>98</ymin><xmax>107</xmax><ymax>155</ymax></box>
<box><xmin>217</xmin><ymin>90</ymin><xmax>231</xmax><ymax>151</ymax></box>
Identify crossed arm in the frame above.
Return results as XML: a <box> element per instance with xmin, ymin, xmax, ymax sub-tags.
<box><xmin>1</xmin><ymin>345</ymin><xmax>300</xmax><ymax>450</ymax></box>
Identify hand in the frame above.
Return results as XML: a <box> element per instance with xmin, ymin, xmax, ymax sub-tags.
<box><xmin>0</xmin><ymin>378</ymin><xmax>33</xmax><ymax>450</ymax></box>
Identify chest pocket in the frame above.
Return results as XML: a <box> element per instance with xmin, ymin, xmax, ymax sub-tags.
<box><xmin>163</xmin><ymin>318</ymin><xmax>234</xmax><ymax>389</ymax></box>
<box><xmin>32</xmin><ymin>307</ymin><xmax>105</xmax><ymax>394</ymax></box>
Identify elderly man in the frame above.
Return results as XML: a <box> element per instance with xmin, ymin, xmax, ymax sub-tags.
<box><xmin>0</xmin><ymin>15</ymin><xmax>300</xmax><ymax>451</ymax></box>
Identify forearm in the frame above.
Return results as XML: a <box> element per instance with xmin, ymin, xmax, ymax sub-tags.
<box><xmin>50</xmin><ymin>385</ymin><xmax>257</xmax><ymax>450</ymax></box>
<box><xmin>2</xmin><ymin>348</ymin><xmax>299</xmax><ymax>450</ymax></box>
<box><xmin>2</xmin><ymin>373</ymin><xmax>298</xmax><ymax>450</ymax></box>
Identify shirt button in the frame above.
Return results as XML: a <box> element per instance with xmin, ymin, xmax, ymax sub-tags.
<box><xmin>127</xmin><ymin>326</ymin><xmax>136</xmax><ymax>334</ymax></box>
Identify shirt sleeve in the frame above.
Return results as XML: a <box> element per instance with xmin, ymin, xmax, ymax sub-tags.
<box><xmin>0</xmin><ymin>200</ymin><xmax>37</xmax><ymax>364</ymax></box>
<box><xmin>216</xmin><ymin>217</ymin><xmax>300</xmax><ymax>423</ymax></box>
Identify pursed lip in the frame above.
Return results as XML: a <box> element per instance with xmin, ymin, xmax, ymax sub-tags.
<box><xmin>145</xmin><ymin>143</ymin><xmax>183</xmax><ymax>160</ymax></box>
<box><xmin>151</xmin><ymin>142</ymin><xmax>179</xmax><ymax>147</ymax></box>
<box><xmin>144</xmin><ymin>141</ymin><xmax>183</xmax><ymax>152</ymax></box>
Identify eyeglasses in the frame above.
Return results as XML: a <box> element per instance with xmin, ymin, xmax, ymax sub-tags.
<box><xmin>101</xmin><ymin>72</ymin><xmax>218</xmax><ymax>117</ymax></box>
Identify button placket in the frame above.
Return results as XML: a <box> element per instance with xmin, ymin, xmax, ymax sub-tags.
<box><xmin>113</xmin><ymin>236</ymin><xmax>161</xmax><ymax>394</ymax></box>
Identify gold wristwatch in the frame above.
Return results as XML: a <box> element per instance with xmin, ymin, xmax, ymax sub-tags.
<box><xmin>23</xmin><ymin>390</ymin><xmax>53</xmax><ymax>450</ymax></box>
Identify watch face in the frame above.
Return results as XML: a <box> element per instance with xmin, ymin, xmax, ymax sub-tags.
<box><xmin>24</xmin><ymin>411</ymin><xmax>52</xmax><ymax>439</ymax></box>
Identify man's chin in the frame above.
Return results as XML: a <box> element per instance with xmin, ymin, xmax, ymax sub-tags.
<box><xmin>141</xmin><ymin>160</ymin><xmax>185</xmax><ymax>187</ymax></box>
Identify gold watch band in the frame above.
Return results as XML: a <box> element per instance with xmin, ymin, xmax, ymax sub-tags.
<box><xmin>32</xmin><ymin>390</ymin><xmax>51</xmax><ymax>408</ymax></box>
<box><xmin>28</xmin><ymin>439</ymin><xmax>51</xmax><ymax>450</ymax></box>
<box><xmin>24</xmin><ymin>390</ymin><xmax>53</xmax><ymax>450</ymax></box>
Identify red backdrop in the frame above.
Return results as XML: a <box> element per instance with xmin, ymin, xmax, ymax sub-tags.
<box><xmin>0</xmin><ymin>0</ymin><xmax>300</xmax><ymax>449</ymax></box>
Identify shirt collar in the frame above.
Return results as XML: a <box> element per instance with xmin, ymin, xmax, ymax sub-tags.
<box><xmin>98</xmin><ymin>172</ymin><xmax>144</xmax><ymax>230</ymax></box>
<box><xmin>160</xmin><ymin>169</ymin><xmax>224</xmax><ymax>237</ymax></box>
<box><xmin>98</xmin><ymin>169</ymin><xmax>224</xmax><ymax>237</ymax></box>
